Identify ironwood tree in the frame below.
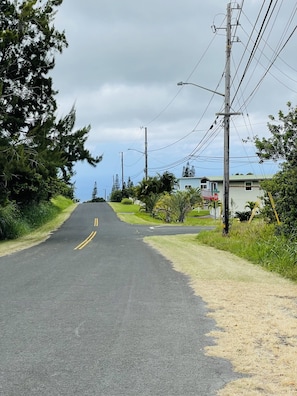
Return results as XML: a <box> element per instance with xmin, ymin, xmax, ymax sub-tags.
<box><xmin>0</xmin><ymin>0</ymin><xmax>102</xmax><ymax>206</ymax></box>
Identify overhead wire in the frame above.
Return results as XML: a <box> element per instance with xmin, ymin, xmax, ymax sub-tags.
<box><xmin>125</xmin><ymin>27</ymin><xmax>224</xmax><ymax>173</ymax></box>
<box><xmin>134</xmin><ymin>1</ymin><xmax>296</xmax><ymax>178</ymax></box>
<box><xmin>228</xmin><ymin>0</ymin><xmax>296</xmax><ymax>178</ymax></box>
<box><xmin>239</xmin><ymin>26</ymin><xmax>297</xmax><ymax>86</ymax></box>
<box><xmin>232</xmin><ymin>0</ymin><xmax>297</xmax><ymax>110</ymax></box>
<box><xmin>231</xmin><ymin>0</ymin><xmax>275</xmax><ymax>105</ymax></box>
<box><xmin>236</xmin><ymin>25</ymin><xmax>297</xmax><ymax>113</ymax></box>
<box><xmin>145</xmin><ymin>32</ymin><xmax>218</xmax><ymax>127</ymax></box>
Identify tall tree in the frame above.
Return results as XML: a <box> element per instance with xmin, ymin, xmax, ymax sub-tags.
<box><xmin>0</xmin><ymin>1</ymin><xmax>102</xmax><ymax>205</ymax></box>
<box><xmin>0</xmin><ymin>0</ymin><xmax>66</xmax><ymax>139</ymax></box>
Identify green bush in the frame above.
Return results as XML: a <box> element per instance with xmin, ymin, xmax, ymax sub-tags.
<box><xmin>21</xmin><ymin>201</ymin><xmax>60</xmax><ymax>229</ymax></box>
<box><xmin>121</xmin><ymin>198</ymin><xmax>133</xmax><ymax>205</ymax></box>
<box><xmin>234</xmin><ymin>211</ymin><xmax>251</xmax><ymax>222</ymax></box>
<box><xmin>91</xmin><ymin>197</ymin><xmax>105</xmax><ymax>203</ymax></box>
<box><xmin>110</xmin><ymin>189</ymin><xmax>123</xmax><ymax>202</ymax></box>
<box><xmin>0</xmin><ymin>203</ymin><xmax>29</xmax><ymax>240</ymax></box>
<box><xmin>0</xmin><ymin>196</ymin><xmax>74</xmax><ymax>240</ymax></box>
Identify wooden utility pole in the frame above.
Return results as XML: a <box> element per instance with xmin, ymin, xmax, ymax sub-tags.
<box><xmin>120</xmin><ymin>151</ymin><xmax>124</xmax><ymax>190</ymax></box>
<box><xmin>217</xmin><ymin>3</ymin><xmax>240</xmax><ymax>235</ymax></box>
<box><xmin>223</xmin><ymin>2</ymin><xmax>231</xmax><ymax>235</ymax></box>
<box><xmin>144</xmin><ymin>127</ymin><xmax>148</xmax><ymax>180</ymax></box>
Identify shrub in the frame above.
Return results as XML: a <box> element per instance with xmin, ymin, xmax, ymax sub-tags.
<box><xmin>235</xmin><ymin>211</ymin><xmax>251</xmax><ymax>222</ymax></box>
<box><xmin>21</xmin><ymin>201</ymin><xmax>60</xmax><ymax>228</ymax></box>
<box><xmin>121</xmin><ymin>198</ymin><xmax>133</xmax><ymax>205</ymax></box>
<box><xmin>0</xmin><ymin>203</ymin><xmax>29</xmax><ymax>240</ymax></box>
<box><xmin>90</xmin><ymin>197</ymin><xmax>105</xmax><ymax>203</ymax></box>
<box><xmin>110</xmin><ymin>189</ymin><xmax>123</xmax><ymax>202</ymax></box>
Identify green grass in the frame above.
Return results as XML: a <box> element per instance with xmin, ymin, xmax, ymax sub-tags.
<box><xmin>109</xmin><ymin>202</ymin><xmax>297</xmax><ymax>282</ymax></box>
<box><xmin>0</xmin><ymin>195</ymin><xmax>75</xmax><ymax>241</ymax></box>
<box><xmin>109</xmin><ymin>202</ymin><xmax>217</xmax><ymax>226</ymax></box>
<box><xmin>109</xmin><ymin>202</ymin><xmax>142</xmax><ymax>213</ymax></box>
<box><xmin>197</xmin><ymin>220</ymin><xmax>297</xmax><ymax>282</ymax></box>
<box><xmin>0</xmin><ymin>196</ymin><xmax>77</xmax><ymax>255</ymax></box>
<box><xmin>51</xmin><ymin>195</ymin><xmax>74</xmax><ymax>211</ymax></box>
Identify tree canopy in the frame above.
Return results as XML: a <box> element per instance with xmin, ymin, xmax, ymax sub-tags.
<box><xmin>0</xmin><ymin>0</ymin><xmax>102</xmax><ymax>206</ymax></box>
<box><xmin>254</xmin><ymin>103</ymin><xmax>297</xmax><ymax>234</ymax></box>
<box><xmin>254</xmin><ymin>102</ymin><xmax>297</xmax><ymax>165</ymax></box>
<box><xmin>135</xmin><ymin>172</ymin><xmax>177</xmax><ymax>212</ymax></box>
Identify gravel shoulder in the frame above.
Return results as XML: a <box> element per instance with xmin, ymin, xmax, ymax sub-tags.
<box><xmin>145</xmin><ymin>234</ymin><xmax>297</xmax><ymax>396</ymax></box>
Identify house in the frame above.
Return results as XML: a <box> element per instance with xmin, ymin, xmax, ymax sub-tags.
<box><xmin>177</xmin><ymin>164</ymin><xmax>273</xmax><ymax>215</ymax></box>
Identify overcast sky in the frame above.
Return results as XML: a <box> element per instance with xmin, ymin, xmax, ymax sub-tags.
<box><xmin>51</xmin><ymin>0</ymin><xmax>297</xmax><ymax>201</ymax></box>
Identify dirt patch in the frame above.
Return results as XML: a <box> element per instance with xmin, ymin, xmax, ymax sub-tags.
<box><xmin>145</xmin><ymin>234</ymin><xmax>297</xmax><ymax>396</ymax></box>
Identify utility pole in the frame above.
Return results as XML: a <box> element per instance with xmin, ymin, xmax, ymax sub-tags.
<box><xmin>120</xmin><ymin>152</ymin><xmax>124</xmax><ymax>190</ymax></box>
<box><xmin>223</xmin><ymin>2</ymin><xmax>231</xmax><ymax>236</ymax></box>
<box><xmin>217</xmin><ymin>2</ymin><xmax>240</xmax><ymax>235</ymax></box>
<box><xmin>178</xmin><ymin>2</ymin><xmax>240</xmax><ymax>235</ymax></box>
<box><xmin>144</xmin><ymin>127</ymin><xmax>148</xmax><ymax>180</ymax></box>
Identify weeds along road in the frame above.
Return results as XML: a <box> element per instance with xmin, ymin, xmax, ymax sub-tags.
<box><xmin>0</xmin><ymin>202</ymin><xmax>239</xmax><ymax>395</ymax></box>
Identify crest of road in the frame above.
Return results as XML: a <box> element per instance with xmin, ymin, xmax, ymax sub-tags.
<box><xmin>0</xmin><ymin>202</ymin><xmax>240</xmax><ymax>395</ymax></box>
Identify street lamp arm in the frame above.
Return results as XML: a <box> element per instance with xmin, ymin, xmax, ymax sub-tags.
<box><xmin>128</xmin><ymin>148</ymin><xmax>145</xmax><ymax>154</ymax></box>
<box><xmin>177</xmin><ymin>81</ymin><xmax>225</xmax><ymax>97</ymax></box>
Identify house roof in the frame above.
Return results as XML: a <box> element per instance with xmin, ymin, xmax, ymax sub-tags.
<box><xmin>178</xmin><ymin>174</ymin><xmax>273</xmax><ymax>181</ymax></box>
<box><xmin>206</xmin><ymin>174</ymin><xmax>273</xmax><ymax>182</ymax></box>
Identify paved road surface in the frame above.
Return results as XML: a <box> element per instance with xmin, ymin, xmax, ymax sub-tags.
<box><xmin>0</xmin><ymin>203</ymin><xmax>238</xmax><ymax>395</ymax></box>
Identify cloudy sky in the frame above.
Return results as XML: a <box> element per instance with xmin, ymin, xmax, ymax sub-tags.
<box><xmin>51</xmin><ymin>0</ymin><xmax>297</xmax><ymax>201</ymax></box>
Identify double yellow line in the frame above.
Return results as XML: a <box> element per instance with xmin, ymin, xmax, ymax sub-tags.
<box><xmin>74</xmin><ymin>217</ymin><xmax>99</xmax><ymax>250</ymax></box>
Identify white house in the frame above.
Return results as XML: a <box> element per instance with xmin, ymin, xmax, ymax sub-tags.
<box><xmin>177</xmin><ymin>168</ymin><xmax>273</xmax><ymax>215</ymax></box>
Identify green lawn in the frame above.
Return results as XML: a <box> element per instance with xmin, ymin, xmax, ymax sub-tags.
<box><xmin>108</xmin><ymin>202</ymin><xmax>217</xmax><ymax>226</ymax></box>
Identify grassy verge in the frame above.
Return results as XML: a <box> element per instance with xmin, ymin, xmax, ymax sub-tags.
<box><xmin>0</xmin><ymin>196</ymin><xmax>77</xmax><ymax>256</ymax></box>
<box><xmin>108</xmin><ymin>202</ymin><xmax>217</xmax><ymax>226</ymax></box>
<box><xmin>197</xmin><ymin>220</ymin><xmax>297</xmax><ymax>282</ymax></box>
<box><xmin>109</xmin><ymin>203</ymin><xmax>297</xmax><ymax>282</ymax></box>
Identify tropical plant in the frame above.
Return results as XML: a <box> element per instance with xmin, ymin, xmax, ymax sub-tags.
<box><xmin>135</xmin><ymin>172</ymin><xmax>177</xmax><ymax>213</ymax></box>
<box><xmin>153</xmin><ymin>193</ymin><xmax>178</xmax><ymax>222</ymax></box>
<box><xmin>153</xmin><ymin>188</ymin><xmax>202</xmax><ymax>223</ymax></box>
<box><xmin>254</xmin><ymin>103</ymin><xmax>297</xmax><ymax>234</ymax></box>
<box><xmin>245</xmin><ymin>201</ymin><xmax>257</xmax><ymax>211</ymax></box>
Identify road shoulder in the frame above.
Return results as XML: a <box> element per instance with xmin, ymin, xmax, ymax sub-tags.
<box><xmin>145</xmin><ymin>234</ymin><xmax>297</xmax><ymax>396</ymax></box>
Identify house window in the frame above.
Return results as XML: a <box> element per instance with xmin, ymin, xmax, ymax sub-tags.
<box><xmin>200</xmin><ymin>178</ymin><xmax>208</xmax><ymax>190</ymax></box>
<box><xmin>245</xmin><ymin>182</ymin><xmax>252</xmax><ymax>191</ymax></box>
<box><xmin>185</xmin><ymin>185</ymin><xmax>192</xmax><ymax>189</ymax></box>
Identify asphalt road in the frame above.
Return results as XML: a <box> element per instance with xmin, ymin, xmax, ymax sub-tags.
<box><xmin>0</xmin><ymin>203</ymin><xmax>238</xmax><ymax>395</ymax></box>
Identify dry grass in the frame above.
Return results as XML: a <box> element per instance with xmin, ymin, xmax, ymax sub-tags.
<box><xmin>145</xmin><ymin>234</ymin><xmax>297</xmax><ymax>395</ymax></box>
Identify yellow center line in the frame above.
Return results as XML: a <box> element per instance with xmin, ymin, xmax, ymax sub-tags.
<box><xmin>74</xmin><ymin>218</ymin><xmax>99</xmax><ymax>250</ymax></box>
<box><xmin>74</xmin><ymin>231</ymin><xmax>97</xmax><ymax>250</ymax></box>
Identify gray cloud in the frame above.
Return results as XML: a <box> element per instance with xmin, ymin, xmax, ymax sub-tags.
<box><xmin>50</xmin><ymin>0</ymin><xmax>297</xmax><ymax>200</ymax></box>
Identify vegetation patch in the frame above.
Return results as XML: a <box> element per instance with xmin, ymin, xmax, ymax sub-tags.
<box><xmin>109</xmin><ymin>202</ymin><xmax>216</xmax><ymax>226</ymax></box>
<box><xmin>0</xmin><ymin>196</ymin><xmax>76</xmax><ymax>256</ymax></box>
<box><xmin>0</xmin><ymin>196</ymin><xmax>74</xmax><ymax>241</ymax></box>
<box><xmin>198</xmin><ymin>221</ymin><xmax>297</xmax><ymax>282</ymax></box>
